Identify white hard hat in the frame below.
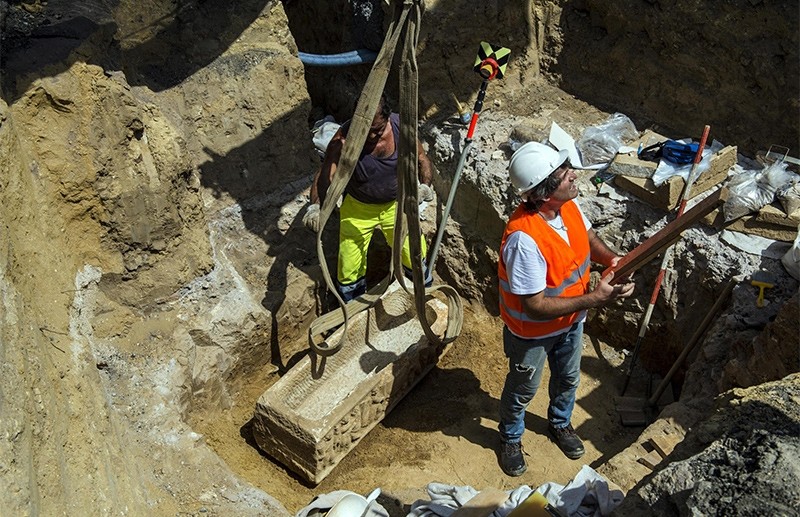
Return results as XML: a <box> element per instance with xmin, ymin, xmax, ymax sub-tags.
<box><xmin>507</xmin><ymin>142</ymin><xmax>570</xmax><ymax>194</ymax></box>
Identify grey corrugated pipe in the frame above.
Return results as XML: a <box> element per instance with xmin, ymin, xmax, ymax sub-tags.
<box><xmin>298</xmin><ymin>49</ymin><xmax>378</xmax><ymax>66</ymax></box>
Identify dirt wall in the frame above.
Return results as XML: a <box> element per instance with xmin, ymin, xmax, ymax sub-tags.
<box><xmin>1</xmin><ymin>0</ymin><xmax>798</xmax><ymax>514</ymax></box>
<box><xmin>548</xmin><ymin>0</ymin><xmax>799</xmax><ymax>155</ymax></box>
<box><xmin>287</xmin><ymin>1</ymin><xmax>797</xmax><ymax>157</ymax></box>
<box><xmin>1</xmin><ymin>1</ymin><xmax>313</xmax><ymax>514</ymax></box>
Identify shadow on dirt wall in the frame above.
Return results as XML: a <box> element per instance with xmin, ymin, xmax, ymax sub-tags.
<box><xmin>0</xmin><ymin>0</ymin><xmax>340</xmax><ymax>374</ymax></box>
<box><xmin>197</xmin><ymin>108</ymin><xmax>335</xmax><ymax>373</ymax></box>
<box><xmin>2</xmin><ymin>0</ymin><xmax>639</xmax><ymax>450</ymax></box>
<box><xmin>1</xmin><ymin>0</ymin><xmax>271</xmax><ymax>101</ymax></box>
<box><xmin>552</xmin><ymin>2</ymin><xmax>799</xmax><ymax>155</ymax></box>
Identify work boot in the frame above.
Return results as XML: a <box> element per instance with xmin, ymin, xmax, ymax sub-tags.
<box><xmin>499</xmin><ymin>441</ymin><xmax>527</xmax><ymax>476</ymax></box>
<box><xmin>548</xmin><ymin>424</ymin><xmax>585</xmax><ymax>459</ymax></box>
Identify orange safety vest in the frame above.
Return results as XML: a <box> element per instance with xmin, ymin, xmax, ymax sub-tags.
<box><xmin>498</xmin><ymin>200</ymin><xmax>591</xmax><ymax>338</ymax></box>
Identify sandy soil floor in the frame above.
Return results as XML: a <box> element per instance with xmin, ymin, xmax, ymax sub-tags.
<box><xmin>190</xmin><ymin>303</ymin><xmax>644</xmax><ymax>514</ymax></box>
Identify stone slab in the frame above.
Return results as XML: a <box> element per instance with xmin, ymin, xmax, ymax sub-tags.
<box><xmin>613</xmin><ymin>142</ymin><xmax>737</xmax><ymax>211</ymax></box>
<box><xmin>607</xmin><ymin>152</ymin><xmax>658</xmax><ymax>179</ymax></box>
<box><xmin>649</xmin><ymin>434</ymin><xmax>680</xmax><ymax>458</ymax></box>
<box><xmin>703</xmin><ymin>202</ymin><xmax>800</xmax><ymax>242</ymax></box>
<box><xmin>252</xmin><ymin>283</ymin><xmax>449</xmax><ymax>484</ymax></box>
<box><xmin>607</xmin><ymin>129</ymin><xmax>667</xmax><ymax>179</ymax></box>
<box><xmin>637</xmin><ymin>449</ymin><xmax>664</xmax><ymax>470</ymax></box>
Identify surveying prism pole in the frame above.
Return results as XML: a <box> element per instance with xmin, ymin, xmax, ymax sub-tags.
<box><xmin>426</xmin><ymin>42</ymin><xmax>510</xmax><ymax>281</ymax></box>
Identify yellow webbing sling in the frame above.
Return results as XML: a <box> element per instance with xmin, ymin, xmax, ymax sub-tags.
<box><xmin>309</xmin><ymin>0</ymin><xmax>462</xmax><ymax>356</ymax></box>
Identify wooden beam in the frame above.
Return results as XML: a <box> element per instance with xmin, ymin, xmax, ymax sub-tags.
<box><xmin>649</xmin><ymin>435</ymin><xmax>680</xmax><ymax>459</ymax></box>
<box><xmin>602</xmin><ymin>187</ymin><xmax>729</xmax><ymax>285</ymax></box>
<box><xmin>637</xmin><ymin>449</ymin><xmax>664</xmax><ymax>470</ymax></box>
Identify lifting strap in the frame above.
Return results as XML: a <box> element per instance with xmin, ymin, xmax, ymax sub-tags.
<box><xmin>309</xmin><ymin>0</ymin><xmax>463</xmax><ymax>356</ymax></box>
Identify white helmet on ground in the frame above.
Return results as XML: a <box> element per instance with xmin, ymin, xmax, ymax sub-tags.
<box><xmin>507</xmin><ymin>142</ymin><xmax>570</xmax><ymax>194</ymax></box>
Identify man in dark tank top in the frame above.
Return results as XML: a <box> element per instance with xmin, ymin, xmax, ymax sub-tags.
<box><xmin>307</xmin><ymin>94</ymin><xmax>434</xmax><ymax>301</ymax></box>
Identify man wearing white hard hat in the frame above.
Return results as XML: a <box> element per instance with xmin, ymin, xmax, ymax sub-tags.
<box><xmin>497</xmin><ymin>141</ymin><xmax>634</xmax><ymax>476</ymax></box>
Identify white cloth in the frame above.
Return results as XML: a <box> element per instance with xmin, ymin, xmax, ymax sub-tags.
<box><xmin>536</xmin><ymin>465</ymin><xmax>625</xmax><ymax>516</ymax></box>
<box><xmin>408</xmin><ymin>483</ymin><xmax>479</xmax><ymax>517</ymax></box>
<box><xmin>782</xmin><ymin>224</ymin><xmax>800</xmax><ymax>280</ymax></box>
<box><xmin>408</xmin><ymin>484</ymin><xmax>535</xmax><ymax>517</ymax></box>
<box><xmin>312</xmin><ymin>117</ymin><xmax>341</xmax><ymax>157</ymax></box>
<box><xmin>407</xmin><ymin>468</ymin><xmax>624</xmax><ymax>517</ymax></box>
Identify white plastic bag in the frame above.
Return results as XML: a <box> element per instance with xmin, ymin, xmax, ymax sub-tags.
<box><xmin>576</xmin><ymin>113</ymin><xmax>638</xmax><ymax>167</ymax></box>
<box><xmin>776</xmin><ymin>173</ymin><xmax>800</xmax><ymax>217</ymax></box>
<box><xmin>781</xmin><ymin>225</ymin><xmax>800</xmax><ymax>280</ymax></box>
<box><xmin>723</xmin><ymin>161</ymin><xmax>797</xmax><ymax>222</ymax></box>
<box><xmin>311</xmin><ymin>116</ymin><xmax>341</xmax><ymax>157</ymax></box>
<box><xmin>651</xmin><ymin>139</ymin><xmax>723</xmax><ymax>187</ymax></box>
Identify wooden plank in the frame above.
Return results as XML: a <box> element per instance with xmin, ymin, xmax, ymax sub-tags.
<box><xmin>637</xmin><ymin>449</ymin><xmax>664</xmax><ymax>470</ymax></box>
<box><xmin>617</xmin><ymin>409</ymin><xmax>649</xmax><ymax>427</ymax></box>
<box><xmin>614</xmin><ymin>396</ymin><xmax>647</xmax><ymax>411</ymax></box>
<box><xmin>614</xmin><ymin>396</ymin><xmax>650</xmax><ymax>426</ymax></box>
<box><xmin>602</xmin><ymin>187</ymin><xmax>728</xmax><ymax>284</ymax></box>
<box><xmin>649</xmin><ymin>434</ymin><xmax>680</xmax><ymax>458</ymax></box>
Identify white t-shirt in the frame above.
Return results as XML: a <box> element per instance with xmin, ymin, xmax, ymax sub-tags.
<box><xmin>502</xmin><ymin>201</ymin><xmax>591</xmax><ymax>296</ymax></box>
<box><xmin>502</xmin><ymin>202</ymin><xmax>592</xmax><ymax>338</ymax></box>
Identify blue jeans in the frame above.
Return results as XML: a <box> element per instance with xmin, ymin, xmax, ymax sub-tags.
<box><xmin>498</xmin><ymin>322</ymin><xmax>583</xmax><ymax>443</ymax></box>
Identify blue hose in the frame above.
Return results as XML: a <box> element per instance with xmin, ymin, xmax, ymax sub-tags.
<box><xmin>298</xmin><ymin>49</ymin><xmax>378</xmax><ymax>67</ymax></box>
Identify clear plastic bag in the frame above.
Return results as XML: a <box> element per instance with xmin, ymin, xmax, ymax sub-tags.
<box><xmin>781</xmin><ymin>224</ymin><xmax>800</xmax><ymax>280</ymax></box>
<box><xmin>576</xmin><ymin>113</ymin><xmax>638</xmax><ymax>167</ymax></box>
<box><xmin>651</xmin><ymin>139</ymin><xmax>722</xmax><ymax>187</ymax></box>
<box><xmin>723</xmin><ymin>161</ymin><xmax>798</xmax><ymax>222</ymax></box>
<box><xmin>776</xmin><ymin>172</ymin><xmax>800</xmax><ymax>217</ymax></box>
<box><xmin>311</xmin><ymin>115</ymin><xmax>340</xmax><ymax>157</ymax></box>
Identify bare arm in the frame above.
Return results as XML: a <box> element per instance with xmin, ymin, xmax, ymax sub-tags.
<box><xmin>309</xmin><ymin>165</ymin><xmax>322</xmax><ymax>204</ymax></box>
<box><xmin>519</xmin><ymin>230</ymin><xmax>632</xmax><ymax>320</ymax></box>
<box><xmin>588</xmin><ymin>228</ymin><xmax>620</xmax><ymax>268</ymax></box>
<box><xmin>417</xmin><ymin>139</ymin><xmax>433</xmax><ymax>186</ymax></box>
<box><xmin>314</xmin><ymin>129</ymin><xmax>345</xmax><ymax>205</ymax></box>
<box><xmin>520</xmin><ymin>270</ymin><xmax>634</xmax><ymax>320</ymax></box>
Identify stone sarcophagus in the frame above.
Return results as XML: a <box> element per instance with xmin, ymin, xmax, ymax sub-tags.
<box><xmin>252</xmin><ymin>284</ymin><xmax>449</xmax><ymax>484</ymax></box>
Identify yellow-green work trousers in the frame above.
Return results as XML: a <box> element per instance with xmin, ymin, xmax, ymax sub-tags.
<box><xmin>338</xmin><ymin>194</ymin><xmax>426</xmax><ymax>289</ymax></box>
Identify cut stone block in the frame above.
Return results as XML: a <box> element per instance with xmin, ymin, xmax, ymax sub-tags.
<box><xmin>649</xmin><ymin>434</ymin><xmax>680</xmax><ymax>459</ymax></box>
<box><xmin>613</xmin><ymin>143</ymin><xmax>736</xmax><ymax>211</ymax></box>
<box><xmin>252</xmin><ymin>283</ymin><xmax>449</xmax><ymax>484</ymax></box>
<box><xmin>637</xmin><ymin>449</ymin><xmax>664</xmax><ymax>470</ymax></box>
<box><xmin>694</xmin><ymin>145</ymin><xmax>737</xmax><ymax>193</ymax></box>
<box><xmin>608</xmin><ymin>129</ymin><xmax>667</xmax><ymax>179</ymax></box>
<box><xmin>607</xmin><ymin>152</ymin><xmax>659</xmax><ymax>179</ymax></box>
<box><xmin>704</xmin><ymin>202</ymin><xmax>800</xmax><ymax>242</ymax></box>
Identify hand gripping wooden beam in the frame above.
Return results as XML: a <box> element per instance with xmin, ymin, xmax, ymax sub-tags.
<box><xmin>602</xmin><ymin>187</ymin><xmax>729</xmax><ymax>285</ymax></box>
